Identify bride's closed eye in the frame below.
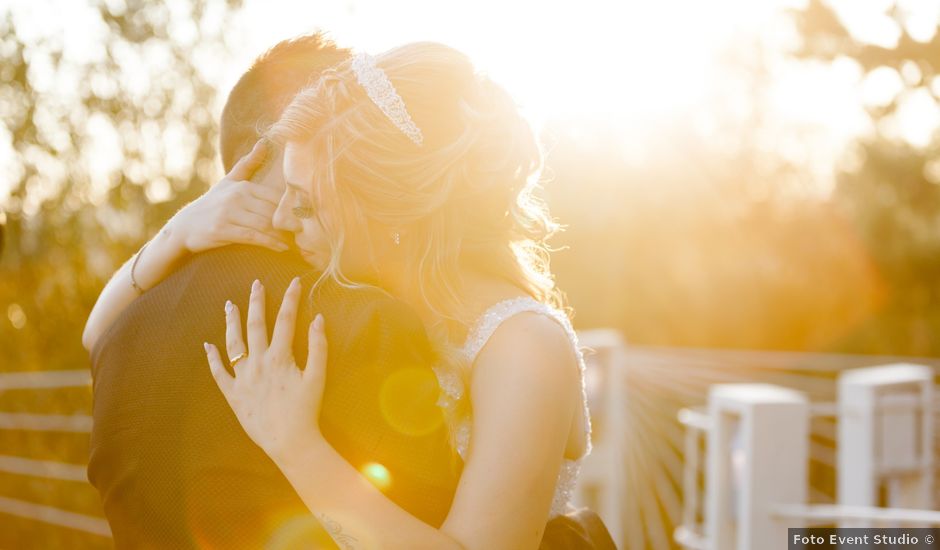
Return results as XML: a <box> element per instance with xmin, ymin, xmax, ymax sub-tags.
<box><xmin>292</xmin><ymin>203</ymin><xmax>314</xmax><ymax>219</ymax></box>
<box><xmin>287</xmin><ymin>186</ymin><xmax>315</xmax><ymax>219</ymax></box>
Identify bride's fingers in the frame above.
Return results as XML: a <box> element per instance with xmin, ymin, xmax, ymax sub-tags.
<box><xmin>224</xmin><ymin>300</ymin><xmax>247</xmax><ymax>373</ymax></box>
<box><xmin>270</xmin><ymin>278</ymin><xmax>301</xmax><ymax>359</ymax></box>
<box><xmin>227</xmin><ymin>139</ymin><xmax>268</xmax><ymax>182</ymax></box>
<box><xmin>304</xmin><ymin>314</ymin><xmax>327</xmax><ymax>387</ymax></box>
<box><xmin>204</xmin><ymin>342</ymin><xmax>234</xmax><ymax>398</ymax></box>
<box><xmin>246</xmin><ymin>183</ymin><xmax>283</xmax><ymax>206</ymax></box>
<box><xmin>227</xmin><ymin>205</ymin><xmax>288</xmax><ymax>247</ymax></box>
<box><xmin>236</xmin><ymin>196</ymin><xmax>278</xmax><ymax>223</ymax></box>
<box><xmin>219</xmin><ymin>225</ymin><xmax>289</xmax><ymax>252</ymax></box>
<box><xmin>246</xmin><ymin>280</ymin><xmax>268</xmax><ymax>354</ymax></box>
<box><xmin>225</xmin><ymin>205</ymin><xmax>276</xmax><ymax>230</ymax></box>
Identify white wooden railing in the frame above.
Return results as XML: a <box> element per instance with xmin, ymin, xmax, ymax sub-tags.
<box><xmin>571</xmin><ymin>335</ymin><xmax>940</xmax><ymax>550</ymax></box>
<box><xmin>0</xmin><ymin>370</ymin><xmax>111</xmax><ymax>539</ymax></box>
<box><xmin>676</xmin><ymin>366</ymin><xmax>937</xmax><ymax>549</ymax></box>
<box><xmin>4</xmin><ymin>341</ymin><xmax>940</xmax><ymax>549</ymax></box>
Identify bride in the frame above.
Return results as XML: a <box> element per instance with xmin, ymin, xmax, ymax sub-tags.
<box><xmin>202</xmin><ymin>42</ymin><xmax>594</xmax><ymax>549</ymax></box>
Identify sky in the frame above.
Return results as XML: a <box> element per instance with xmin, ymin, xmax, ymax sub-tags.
<box><xmin>211</xmin><ymin>0</ymin><xmax>940</xmax><ymax>195</ymax></box>
<box><xmin>2</xmin><ymin>0</ymin><xmax>939</xmax><ymax>204</ymax></box>
<box><xmin>225</xmin><ymin>0</ymin><xmax>813</xmax><ymax>128</ymax></box>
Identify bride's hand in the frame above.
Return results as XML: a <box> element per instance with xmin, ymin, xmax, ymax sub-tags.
<box><xmin>204</xmin><ymin>277</ymin><xmax>327</xmax><ymax>461</ymax></box>
<box><xmin>166</xmin><ymin>140</ymin><xmax>289</xmax><ymax>254</ymax></box>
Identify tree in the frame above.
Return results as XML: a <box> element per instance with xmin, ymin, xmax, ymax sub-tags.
<box><xmin>794</xmin><ymin>0</ymin><xmax>940</xmax><ymax>355</ymax></box>
<box><xmin>0</xmin><ymin>1</ymin><xmax>241</xmax><ymax>546</ymax></box>
<box><xmin>0</xmin><ymin>0</ymin><xmax>241</xmax><ymax>371</ymax></box>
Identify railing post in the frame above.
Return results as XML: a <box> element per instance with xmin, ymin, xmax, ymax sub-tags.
<box><xmin>675</xmin><ymin>407</ymin><xmax>711</xmax><ymax>549</ymax></box>
<box><xmin>704</xmin><ymin>384</ymin><xmax>808</xmax><ymax>550</ymax></box>
<box><xmin>574</xmin><ymin>330</ymin><xmax>626</xmax><ymax>547</ymax></box>
<box><xmin>837</xmin><ymin>364</ymin><xmax>934</xmax><ymax>526</ymax></box>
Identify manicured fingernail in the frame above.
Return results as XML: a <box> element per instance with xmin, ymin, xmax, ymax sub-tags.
<box><xmin>291</xmin><ymin>277</ymin><xmax>300</xmax><ymax>290</ymax></box>
<box><xmin>313</xmin><ymin>313</ymin><xmax>324</xmax><ymax>331</ymax></box>
<box><xmin>225</xmin><ymin>300</ymin><xmax>233</xmax><ymax>314</ymax></box>
<box><xmin>252</xmin><ymin>279</ymin><xmax>261</xmax><ymax>292</ymax></box>
<box><xmin>203</xmin><ymin>342</ymin><xmax>210</xmax><ymax>353</ymax></box>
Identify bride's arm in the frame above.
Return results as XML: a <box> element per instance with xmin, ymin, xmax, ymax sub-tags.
<box><xmin>205</xmin><ymin>280</ymin><xmax>580</xmax><ymax>549</ymax></box>
<box><xmin>82</xmin><ymin>141</ymin><xmax>287</xmax><ymax>352</ymax></box>
<box><xmin>81</xmin><ymin>226</ymin><xmax>187</xmax><ymax>352</ymax></box>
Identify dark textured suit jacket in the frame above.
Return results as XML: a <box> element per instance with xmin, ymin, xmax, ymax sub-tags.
<box><xmin>88</xmin><ymin>246</ymin><xmax>460</xmax><ymax>549</ymax></box>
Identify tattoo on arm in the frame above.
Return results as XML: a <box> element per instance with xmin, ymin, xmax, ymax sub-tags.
<box><xmin>315</xmin><ymin>512</ymin><xmax>360</xmax><ymax>550</ymax></box>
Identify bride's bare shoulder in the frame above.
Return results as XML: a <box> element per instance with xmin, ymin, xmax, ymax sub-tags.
<box><xmin>490</xmin><ymin>307</ymin><xmax>570</xmax><ymax>343</ymax></box>
<box><xmin>473</xmin><ymin>310</ymin><xmax>577</xmax><ymax>387</ymax></box>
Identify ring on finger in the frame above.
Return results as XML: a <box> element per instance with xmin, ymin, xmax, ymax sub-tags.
<box><xmin>229</xmin><ymin>351</ymin><xmax>248</xmax><ymax>368</ymax></box>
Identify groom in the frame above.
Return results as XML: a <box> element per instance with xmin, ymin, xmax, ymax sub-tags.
<box><xmin>87</xmin><ymin>34</ymin><xmax>459</xmax><ymax>549</ymax></box>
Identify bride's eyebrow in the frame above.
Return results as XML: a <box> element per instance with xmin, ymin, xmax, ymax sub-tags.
<box><xmin>286</xmin><ymin>182</ymin><xmax>317</xmax><ymax>208</ymax></box>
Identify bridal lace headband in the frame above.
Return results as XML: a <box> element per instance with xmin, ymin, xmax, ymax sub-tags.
<box><xmin>351</xmin><ymin>53</ymin><xmax>424</xmax><ymax>146</ymax></box>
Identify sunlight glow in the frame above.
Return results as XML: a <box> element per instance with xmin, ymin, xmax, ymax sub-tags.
<box><xmin>230</xmin><ymin>0</ymin><xmax>801</xmax><ymax>127</ymax></box>
<box><xmin>3</xmin><ymin>0</ymin><xmax>940</xmax><ymax>203</ymax></box>
<box><xmin>360</xmin><ymin>462</ymin><xmax>393</xmax><ymax>491</ymax></box>
<box><xmin>378</xmin><ymin>367</ymin><xmax>444</xmax><ymax>437</ymax></box>
<box><xmin>218</xmin><ymin>0</ymin><xmax>915</xmax><ymax>197</ymax></box>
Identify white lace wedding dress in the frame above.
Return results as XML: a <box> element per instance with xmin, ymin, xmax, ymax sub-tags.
<box><xmin>433</xmin><ymin>296</ymin><xmax>593</xmax><ymax>518</ymax></box>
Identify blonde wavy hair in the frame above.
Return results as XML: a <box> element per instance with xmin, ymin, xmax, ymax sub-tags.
<box><xmin>265</xmin><ymin>42</ymin><xmax>565</xmax><ymax>449</ymax></box>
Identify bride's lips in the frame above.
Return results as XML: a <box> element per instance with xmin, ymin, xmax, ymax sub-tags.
<box><xmin>298</xmin><ymin>248</ymin><xmax>321</xmax><ymax>265</ymax></box>
<box><xmin>293</xmin><ymin>237</ymin><xmax>325</xmax><ymax>265</ymax></box>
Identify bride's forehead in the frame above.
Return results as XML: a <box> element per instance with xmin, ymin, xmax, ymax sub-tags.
<box><xmin>282</xmin><ymin>141</ymin><xmax>317</xmax><ymax>185</ymax></box>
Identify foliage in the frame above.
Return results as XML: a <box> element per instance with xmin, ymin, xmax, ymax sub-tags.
<box><xmin>791</xmin><ymin>0</ymin><xmax>940</xmax><ymax>355</ymax></box>
<box><xmin>0</xmin><ymin>0</ymin><xmax>240</xmax><ymax>370</ymax></box>
<box><xmin>0</xmin><ymin>1</ymin><xmax>241</xmax><ymax>545</ymax></box>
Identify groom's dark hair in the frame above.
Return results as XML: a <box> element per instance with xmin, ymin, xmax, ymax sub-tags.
<box><xmin>220</xmin><ymin>33</ymin><xmax>349</xmax><ymax>172</ymax></box>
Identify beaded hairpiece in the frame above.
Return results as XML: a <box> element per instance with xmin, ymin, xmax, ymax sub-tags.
<box><xmin>351</xmin><ymin>53</ymin><xmax>424</xmax><ymax>146</ymax></box>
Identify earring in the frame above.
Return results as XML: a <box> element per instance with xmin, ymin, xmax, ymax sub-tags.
<box><xmin>392</xmin><ymin>232</ymin><xmax>401</xmax><ymax>246</ymax></box>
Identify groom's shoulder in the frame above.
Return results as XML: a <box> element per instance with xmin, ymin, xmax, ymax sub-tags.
<box><xmin>140</xmin><ymin>244</ymin><xmax>315</xmax><ymax>319</ymax></box>
<box><xmin>90</xmin><ymin>246</ymin><xmax>311</xmax><ymax>365</ymax></box>
<box><xmin>92</xmin><ymin>245</ymin><xmax>427</xmax><ymax>363</ymax></box>
<box><xmin>182</xmin><ymin>245</ymin><xmax>312</xmax><ymax>291</ymax></box>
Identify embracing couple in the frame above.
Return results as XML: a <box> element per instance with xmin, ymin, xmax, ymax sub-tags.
<box><xmin>83</xmin><ymin>33</ymin><xmax>614</xmax><ymax>549</ymax></box>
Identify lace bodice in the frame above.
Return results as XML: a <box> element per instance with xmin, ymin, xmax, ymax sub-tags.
<box><xmin>432</xmin><ymin>297</ymin><xmax>593</xmax><ymax>518</ymax></box>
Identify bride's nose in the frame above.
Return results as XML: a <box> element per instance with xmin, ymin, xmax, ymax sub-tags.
<box><xmin>272</xmin><ymin>193</ymin><xmax>302</xmax><ymax>233</ymax></box>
